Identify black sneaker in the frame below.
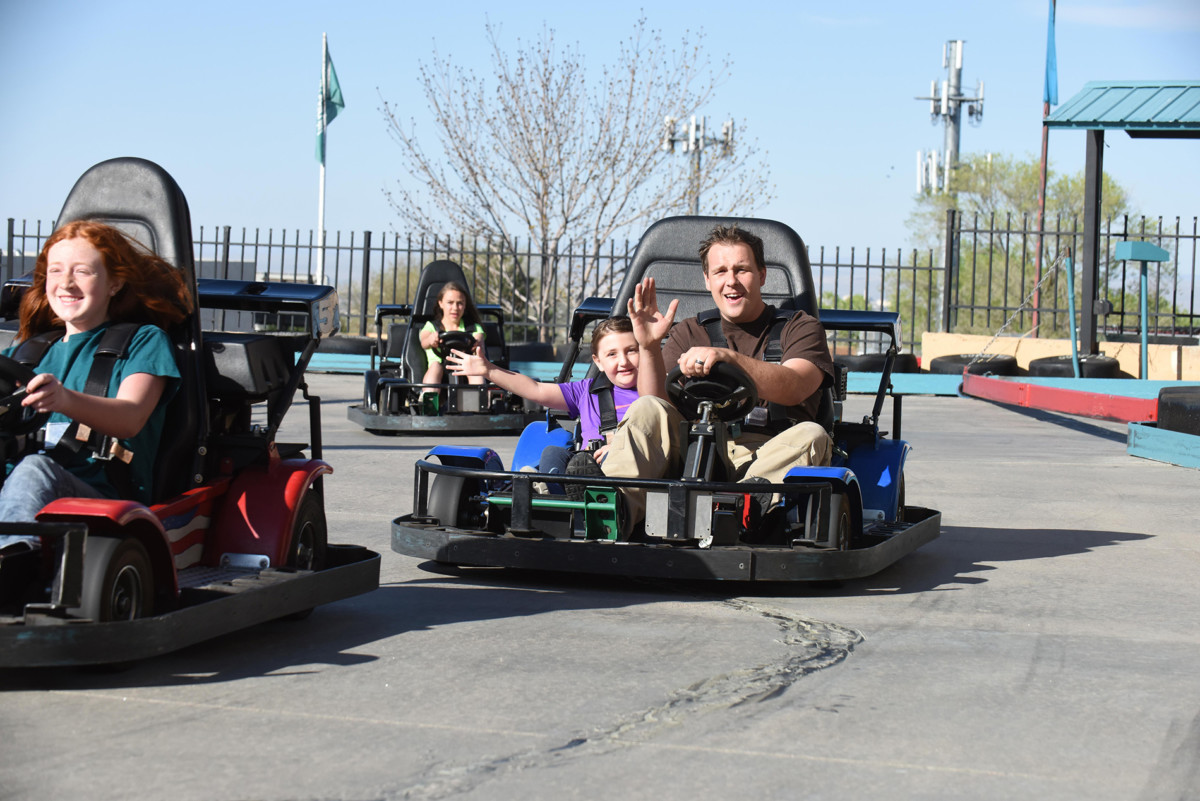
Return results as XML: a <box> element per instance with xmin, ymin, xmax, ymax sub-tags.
<box><xmin>738</xmin><ymin>476</ymin><xmax>774</xmax><ymax>520</ymax></box>
<box><xmin>565</xmin><ymin>451</ymin><xmax>604</xmax><ymax>503</ymax></box>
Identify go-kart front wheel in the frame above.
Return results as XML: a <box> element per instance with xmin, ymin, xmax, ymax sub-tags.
<box><xmin>75</xmin><ymin>536</ymin><xmax>155</xmax><ymax>622</ymax></box>
<box><xmin>428</xmin><ymin>474</ymin><xmax>470</xmax><ymax>528</ymax></box>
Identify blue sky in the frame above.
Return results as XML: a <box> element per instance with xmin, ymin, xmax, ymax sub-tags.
<box><xmin>2</xmin><ymin>0</ymin><xmax>1197</xmax><ymax>254</ymax></box>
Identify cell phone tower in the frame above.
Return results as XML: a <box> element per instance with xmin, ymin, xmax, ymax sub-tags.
<box><xmin>915</xmin><ymin>40</ymin><xmax>985</xmax><ymax>193</ymax></box>
<box><xmin>660</xmin><ymin>115</ymin><xmax>736</xmax><ymax>215</ymax></box>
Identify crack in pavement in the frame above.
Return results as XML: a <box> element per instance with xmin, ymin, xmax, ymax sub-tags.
<box><xmin>389</xmin><ymin>598</ymin><xmax>862</xmax><ymax>800</ymax></box>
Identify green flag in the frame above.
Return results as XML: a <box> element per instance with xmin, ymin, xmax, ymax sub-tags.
<box><xmin>316</xmin><ymin>46</ymin><xmax>345</xmax><ymax>163</ymax></box>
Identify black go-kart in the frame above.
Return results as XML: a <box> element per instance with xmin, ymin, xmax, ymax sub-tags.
<box><xmin>0</xmin><ymin>157</ymin><xmax>379</xmax><ymax>667</ymax></box>
<box><xmin>390</xmin><ymin>216</ymin><xmax>940</xmax><ymax>582</ymax></box>
<box><xmin>346</xmin><ymin>259</ymin><xmax>542</xmax><ymax>435</ymax></box>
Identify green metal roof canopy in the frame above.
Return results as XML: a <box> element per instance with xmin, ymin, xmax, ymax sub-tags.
<box><xmin>1042</xmin><ymin>81</ymin><xmax>1199</xmax><ymax>357</ymax></box>
<box><xmin>1045</xmin><ymin>80</ymin><xmax>1200</xmax><ymax>138</ymax></box>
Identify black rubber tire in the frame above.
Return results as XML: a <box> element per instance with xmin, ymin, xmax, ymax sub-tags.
<box><xmin>288</xmin><ymin>492</ymin><xmax>329</xmax><ymax>572</ymax></box>
<box><xmin>1158</xmin><ymin>386</ymin><xmax>1200</xmax><ymax>435</ymax></box>
<box><xmin>317</xmin><ymin>335</ymin><xmax>375</xmax><ymax>355</ymax></box>
<box><xmin>830</xmin><ymin>494</ymin><xmax>853</xmax><ymax>551</ymax></box>
<box><xmin>928</xmin><ymin>353</ymin><xmax>1019</xmax><ymax>376</ymax></box>
<box><xmin>1027</xmin><ymin>354</ymin><xmax>1121</xmax><ymax>378</ymax></box>
<box><xmin>835</xmin><ymin>352</ymin><xmax>921</xmax><ymax>374</ymax></box>
<box><xmin>428</xmin><ymin>474</ymin><xmax>469</xmax><ymax>528</ymax></box>
<box><xmin>283</xmin><ymin>492</ymin><xmax>329</xmax><ymax>620</ymax></box>
<box><xmin>75</xmin><ymin>536</ymin><xmax>155</xmax><ymax>622</ymax></box>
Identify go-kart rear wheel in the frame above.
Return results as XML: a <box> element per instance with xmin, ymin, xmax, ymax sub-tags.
<box><xmin>830</xmin><ymin>495</ymin><xmax>853</xmax><ymax>551</ymax></box>
<box><xmin>288</xmin><ymin>492</ymin><xmax>329</xmax><ymax>572</ymax></box>
<box><xmin>284</xmin><ymin>492</ymin><xmax>329</xmax><ymax>620</ymax></box>
<box><xmin>76</xmin><ymin>536</ymin><xmax>155</xmax><ymax>622</ymax></box>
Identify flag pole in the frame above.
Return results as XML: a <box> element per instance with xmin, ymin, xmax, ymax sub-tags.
<box><xmin>1033</xmin><ymin>0</ymin><xmax>1057</xmax><ymax>337</ymax></box>
<box><xmin>317</xmin><ymin>32</ymin><xmax>328</xmax><ymax>287</ymax></box>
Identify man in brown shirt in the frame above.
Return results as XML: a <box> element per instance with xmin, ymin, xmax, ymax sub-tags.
<box><xmin>573</xmin><ymin>224</ymin><xmax>834</xmax><ymax>531</ymax></box>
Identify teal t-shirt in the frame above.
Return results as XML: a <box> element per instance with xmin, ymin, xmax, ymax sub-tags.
<box><xmin>4</xmin><ymin>323</ymin><xmax>180</xmax><ymax>503</ymax></box>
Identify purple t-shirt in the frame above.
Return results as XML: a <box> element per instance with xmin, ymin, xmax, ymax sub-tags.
<box><xmin>558</xmin><ymin>377</ymin><xmax>640</xmax><ymax>445</ymax></box>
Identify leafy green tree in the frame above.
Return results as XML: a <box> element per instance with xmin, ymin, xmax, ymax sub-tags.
<box><xmin>897</xmin><ymin>152</ymin><xmax>1171</xmax><ymax>338</ymax></box>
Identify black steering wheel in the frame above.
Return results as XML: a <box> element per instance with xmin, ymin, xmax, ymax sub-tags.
<box><xmin>0</xmin><ymin>354</ymin><xmax>49</xmax><ymax>437</ymax></box>
<box><xmin>437</xmin><ymin>330</ymin><xmax>477</xmax><ymax>360</ymax></box>
<box><xmin>666</xmin><ymin>361</ymin><xmax>759</xmax><ymax>423</ymax></box>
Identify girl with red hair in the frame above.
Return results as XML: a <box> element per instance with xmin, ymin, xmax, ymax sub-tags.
<box><xmin>0</xmin><ymin>221</ymin><xmax>192</xmax><ymax>542</ymax></box>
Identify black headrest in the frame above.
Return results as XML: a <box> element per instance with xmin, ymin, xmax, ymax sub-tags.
<box><xmin>55</xmin><ymin>157</ymin><xmax>197</xmax><ymax>291</ymax></box>
<box><xmin>412</xmin><ymin>259</ymin><xmax>471</xmax><ymax>318</ymax></box>
<box><xmin>610</xmin><ymin>216</ymin><xmax>818</xmax><ymax>322</ymax></box>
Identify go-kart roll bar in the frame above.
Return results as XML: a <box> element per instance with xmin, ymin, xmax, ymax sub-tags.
<box><xmin>819</xmin><ymin>308</ymin><xmax>904</xmax><ymax>437</ymax></box>
<box><xmin>555</xmin><ymin>297</ymin><xmax>616</xmax><ymax>384</ymax></box>
<box><xmin>197</xmin><ymin>279</ymin><xmax>337</xmax><ymax>443</ymax></box>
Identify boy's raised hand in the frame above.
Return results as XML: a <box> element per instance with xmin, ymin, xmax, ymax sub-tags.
<box><xmin>628</xmin><ymin>277</ymin><xmax>677</xmax><ymax>348</ymax></box>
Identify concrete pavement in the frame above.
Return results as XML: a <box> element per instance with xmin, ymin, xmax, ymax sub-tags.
<box><xmin>1</xmin><ymin>373</ymin><xmax>1197</xmax><ymax>800</ymax></box>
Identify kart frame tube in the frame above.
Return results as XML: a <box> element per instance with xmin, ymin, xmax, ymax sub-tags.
<box><xmin>394</xmin><ymin>459</ymin><xmax>939</xmax><ymax>581</ymax></box>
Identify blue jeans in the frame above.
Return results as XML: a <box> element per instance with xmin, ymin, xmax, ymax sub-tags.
<box><xmin>538</xmin><ymin>445</ymin><xmax>573</xmax><ymax>495</ymax></box>
<box><xmin>0</xmin><ymin>454</ymin><xmax>105</xmax><ymax>548</ymax></box>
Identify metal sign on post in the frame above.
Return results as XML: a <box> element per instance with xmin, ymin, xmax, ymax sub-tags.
<box><xmin>1114</xmin><ymin>240</ymin><xmax>1170</xmax><ymax>379</ymax></box>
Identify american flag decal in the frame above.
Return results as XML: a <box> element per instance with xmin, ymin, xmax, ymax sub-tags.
<box><xmin>163</xmin><ymin>500</ymin><xmax>213</xmax><ymax>569</ymax></box>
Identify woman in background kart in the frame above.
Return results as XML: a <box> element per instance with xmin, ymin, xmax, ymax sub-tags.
<box><xmin>447</xmin><ymin>314</ymin><xmax>642</xmax><ymax>472</ymax></box>
<box><xmin>418</xmin><ymin>281</ymin><xmax>487</xmax><ymax>393</ymax></box>
<box><xmin>0</xmin><ymin>221</ymin><xmax>191</xmax><ymax>545</ymax></box>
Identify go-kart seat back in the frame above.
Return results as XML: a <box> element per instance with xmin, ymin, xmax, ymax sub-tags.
<box><xmin>609</xmin><ymin>216</ymin><xmax>835</xmax><ymax>432</ymax></box>
<box><xmin>610</xmin><ymin>216</ymin><xmax>819</xmax><ymax>323</ymax></box>
<box><xmin>54</xmin><ymin>157</ymin><xmax>208</xmax><ymax>501</ymax></box>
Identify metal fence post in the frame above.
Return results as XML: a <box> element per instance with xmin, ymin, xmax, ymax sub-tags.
<box><xmin>941</xmin><ymin>208</ymin><xmax>957</xmax><ymax>333</ymax></box>
<box><xmin>360</xmin><ymin>230</ymin><xmax>372</xmax><ymax>336</ymax></box>
<box><xmin>5</xmin><ymin>218</ymin><xmax>13</xmax><ymax>283</ymax></box>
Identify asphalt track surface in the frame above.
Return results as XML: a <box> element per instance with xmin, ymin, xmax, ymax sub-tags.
<box><xmin>2</xmin><ymin>372</ymin><xmax>1198</xmax><ymax>801</ymax></box>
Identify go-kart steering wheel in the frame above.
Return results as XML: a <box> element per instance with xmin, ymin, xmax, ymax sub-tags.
<box><xmin>436</xmin><ymin>330</ymin><xmax>477</xmax><ymax>360</ymax></box>
<box><xmin>666</xmin><ymin>361</ymin><xmax>759</xmax><ymax>423</ymax></box>
<box><xmin>0</xmin><ymin>354</ymin><xmax>49</xmax><ymax>437</ymax></box>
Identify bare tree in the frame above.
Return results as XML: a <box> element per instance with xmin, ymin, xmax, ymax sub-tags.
<box><xmin>380</xmin><ymin>17</ymin><xmax>773</xmax><ymax>340</ymax></box>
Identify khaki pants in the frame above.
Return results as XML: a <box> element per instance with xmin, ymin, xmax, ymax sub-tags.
<box><xmin>601</xmin><ymin>396</ymin><xmax>832</xmax><ymax>527</ymax></box>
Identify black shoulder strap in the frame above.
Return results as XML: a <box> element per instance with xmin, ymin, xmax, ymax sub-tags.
<box><xmin>696</xmin><ymin>307</ymin><xmax>790</xmax><ymax>363</ymax></box>
<box><xmin>589</xmin><ymin>372</ymin><xmax>619</xmax><ymax>436</ymax></box>
<box><xmin>696</xmin><ymin>306</ymin><xmax>797</xmax><ymax>430</ymax></box>
<box><xmin>84</xmin><ymin>322</ymin><xmax>140</xmax><ymax>397</ymax></box>
<box><xmin>52</xmin><ymin>323</ymin><xmax>142</xmax><ymax>497</ymax></box>
<box><xmin>11</xmin><ymin>329</ymin><xmax>66</xmax><ymax>368</ymax></box>
<box><xmin>698</xmin><ymin>309</ymin><xmax>724</xmax><ymax>348</ymax></box>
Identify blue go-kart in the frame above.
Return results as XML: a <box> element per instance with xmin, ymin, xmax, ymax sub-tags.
<box><xmin>390</xmin><ymin>216</ymin><xmax>940</xmax><ymax>582</ymax></box>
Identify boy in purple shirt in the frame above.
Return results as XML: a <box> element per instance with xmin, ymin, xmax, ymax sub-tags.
<box><xmin>445</xmin><ymin>316</ymin><xmax>640</xmax><ymax>461</ymax></box>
